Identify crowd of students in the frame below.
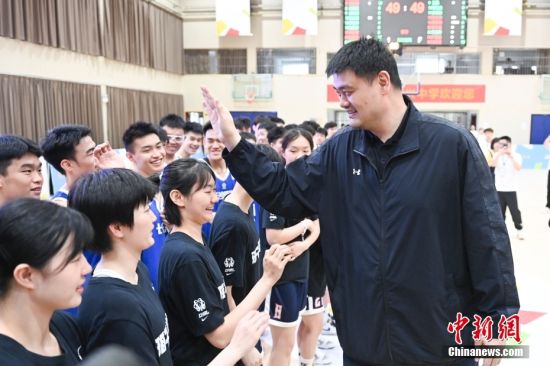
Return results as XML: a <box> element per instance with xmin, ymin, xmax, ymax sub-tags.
<box><xmin>0</xmin><ymin>115</ymin><xmax>341</xmax><ymax>366</ymax></box>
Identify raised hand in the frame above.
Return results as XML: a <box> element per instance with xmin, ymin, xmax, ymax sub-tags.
<box><xmin>94</xmin><ymin>142</ymin><xmax>126</xmax><ymax>170</ymax></box>
<box><xmin>200</xmin><ymin>86</ymin><xmax>241</xmax><ymax>150</ymax></box>
<box><xmin>262</xmin><ymin>244</ymin><xmax>291</xmax><ymax>284</ymax></box>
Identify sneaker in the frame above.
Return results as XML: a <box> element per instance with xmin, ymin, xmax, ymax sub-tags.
<box><xmin>314</xmin><ymin>350</ymin><xmax>332</xmax><ymax>365</ymax></box>
<box><xmin>516</xmin><ymin>230</ymin><xmax>525</xmax><ymax>240</ymax></box>
<box><xmin>317</xmin><ymin>337</ymin><xmax>337</xmax><ymax>350</ymax></box>
<box><xmin>322</xmin><ymin>321</ymin><xmax>337</xmax><ymax>336</ymax></box>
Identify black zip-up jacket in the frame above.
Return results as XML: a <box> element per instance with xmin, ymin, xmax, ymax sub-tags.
<box><xmin>223</xmin><ymin>98</ymin><xmax>519</xmax><ymax>365</ymax></box>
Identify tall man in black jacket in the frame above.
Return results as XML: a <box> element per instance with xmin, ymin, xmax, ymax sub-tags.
<box><xmin>201</xmin><ymin>38</ymin><xmax>519</xmax><ymax>366</ymax></box>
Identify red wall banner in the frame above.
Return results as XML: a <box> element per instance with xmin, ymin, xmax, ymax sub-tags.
<box><xmin>327</xmin><ymin>84</ymin><xmax>486</xmax><ymax>103</ymax></box>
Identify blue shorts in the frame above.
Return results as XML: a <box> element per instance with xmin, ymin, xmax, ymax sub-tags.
<box><xmin>301</xmin><ymin>295</ymin><xmax>325</xmax><ymax>316</ymax></box>
<box><xmin>269</xmin><ymin>281</ymin><xmax>307</xmax><ymax>327</ymax></box>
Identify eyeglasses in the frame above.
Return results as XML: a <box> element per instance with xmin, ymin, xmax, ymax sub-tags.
<box><xmin>167</xmin><ymin>135</ymin><xmax>184</xmax><ymax>143</ymax></box>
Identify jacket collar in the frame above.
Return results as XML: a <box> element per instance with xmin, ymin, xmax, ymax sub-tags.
<box><xmin>353</xmin><ymin>95</ymin><xmax>420</xmax><ymax>158</ymax></box>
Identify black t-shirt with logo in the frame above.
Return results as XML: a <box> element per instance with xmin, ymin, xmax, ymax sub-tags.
<box><xmin>261</xmin><ymin>212</ymin><xmax>310</xmax><ymax>284</ymax></box>
<box><xmin>0</xmin><ymin>311</ymin><xmax>82</xmax><ymax>365</ymax></box>
<box><xmin>208</xmin><ymin>201</ymin><xmax>262</xmax><ymax>306</ymax></box>
<box><xmin>77</xmin><ymin>262</ymin><xmax>172</xmax><ymax>365</ymax></box>
<box><xmin>159</xmin><ymin>231</ymin><xmax>232</xmax><ymax>366</ymax></box>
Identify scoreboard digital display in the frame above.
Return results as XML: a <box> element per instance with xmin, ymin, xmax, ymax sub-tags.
<box><xmin>344</xmin><ymin>0</ymin><xmax>468</xmax><ymax>46</ymax></box>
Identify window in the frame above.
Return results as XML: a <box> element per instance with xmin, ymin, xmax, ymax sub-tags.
<box><xmin>396</xmin><ymin>52</ymin><xmax>481</xmax><ymax>75</ymax></box>
<box><xmin>493</xmin><ymin>49</ymin><xmax>550</xmax><ymax>75</ymax></box>
<box><xmin>183</xmin><ymin>49</ymin><xmax>247</xmax><ymax>74</ymax></box>
<box><xmin>327</xmin><ymin>52</ymin><xmax>336</xmax><ymax>66</ymax></box>
<box><xmin>257</xmin><ymin>48</ymin><xmax>316</xmax><ymax>74</ymax></box>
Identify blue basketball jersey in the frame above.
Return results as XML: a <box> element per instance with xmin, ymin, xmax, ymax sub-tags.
<box><xmin>141</xmin><ymin>197</ymin><xmax>167</xmax><ymax>291</ymax></box>
<box><xmin>202</xmin><ymin>165</ymin><xmax>236</xmax><ymax>240</ymax></box>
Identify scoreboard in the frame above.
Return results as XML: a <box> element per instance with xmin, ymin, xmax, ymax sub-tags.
<box><xmin>344</xmin><ymin>0</ymin><xmax>468</xmax><ymax>46</ymax></box>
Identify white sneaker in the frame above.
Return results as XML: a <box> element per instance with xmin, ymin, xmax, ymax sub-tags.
<box><xmin>314</xmin><ymin>350</ymin><xmax>332</xmax><ymax>365</ymax></box>
<box><xmin>516</xmin><ymin>230</ymin><xmax>525</xmax><ymax>240</ymax></box>
<box><xmin>322</xmin><ymin>321</ymin><xmax>337</xmax><ymax>336</ymax></box>
<box><xmin>317</xmin><ymin>337</ymin><xmax>337</xmax><ymax>350</ymax></box>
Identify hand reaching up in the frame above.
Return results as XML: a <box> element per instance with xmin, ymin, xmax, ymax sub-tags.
<box><xmin>200</xmin><ymin>86</ymin><xmax>241</xmax><ymax>150</ymax></box>
<box><xmin>94</xmin><ymin>142</ymin><xmax>126</xmax><ymax>170</ymax></box>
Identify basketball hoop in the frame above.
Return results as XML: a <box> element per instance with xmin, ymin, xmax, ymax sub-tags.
<box><xmin>245</xmin><ymin>85</ymin><xmax>257</xmax><ymax>104</ymax></box>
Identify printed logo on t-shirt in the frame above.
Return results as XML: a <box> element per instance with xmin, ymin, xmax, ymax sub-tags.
<box><xmin>155</xmin><ymin>314</ymin><xmax>170</xmax><ymax>357</ymax></box>
<box><xmin>224</xmin><ymin>257</ymin><xmax>235</xmax><ymax>275</ymax></box>
<box><xmin>251</xmin><ymin>240</ymin><xmax>261</xmax><ymax>264</ymax></box>
<box><xmin>269</xmin><ymin>213</ymin><xmax>277</xmax><ymax>222</ymax></box>
<box><xmin>193</xmin><ymin>298</ymin><xmax>206</xmax><ymax>312</ymax></box>
<box><xmin>193</xmin><ymin>298</ymin><xmax>210</xmax><ymax>322</ymax></box>
<box><xmin>156</xmin><ymin>222</ymin><xmax>166</xmax><ymax>235</ymax></box>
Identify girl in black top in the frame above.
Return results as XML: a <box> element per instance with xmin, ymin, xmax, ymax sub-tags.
<box><xmin>158</xmin><ymin>159</ymin><xmax>291</xmax><ymax>366</ymax></box>
<box><xmin>69</xmin><ymin>169</ymin><xmax>172</xmax><ymax>365</ymax></box>
<box><xmin>263</xmin><ymin>129</ymin><xmax>321</xmax><ymax>366</ymax></box>
<box><xmin>0</xmin><ymin>199</ymin><xmax>92</xmax><ymax>366</ymax></box>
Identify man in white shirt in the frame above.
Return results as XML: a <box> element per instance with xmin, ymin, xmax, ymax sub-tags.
<box><xmin>494</xmin><ymin>136</ymin><xmax>524</xmax><ymax>239</ymax></box>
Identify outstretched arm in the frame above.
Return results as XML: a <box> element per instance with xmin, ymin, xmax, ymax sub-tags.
<box><xmin>201</xmin><ymin>87</ymin><xmax>241</xmax><ymax>151</ymax></box>
<box><xmin>200</xmin><ymin>87</ymin><xmax>326</xmax><ymax>219</ymax></box>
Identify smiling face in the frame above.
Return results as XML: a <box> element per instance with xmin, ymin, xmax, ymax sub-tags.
<box><xmin>183</xmin><ymin>177</ymin><xmax>218</xmax><ymax>225</ymax></box>
<box><xmin>162</xmin><ymin>126</ymin><xmax>185</xmax><ymax>157</ymax></box>
<box><xmin>0</xmin><ymin>153</ymin><xmax>43</xmax><ymax>202</ymax></box>
<box><xmin>203</xmin><ymin>129</ymin><xmax>224</xmax><ymax>162</ymax></box>
<box><xmin>181</xmin><ymin>132</ymin><xmax>203</xmax><ymax>157</ymax></box>
<box><xmin>332</xmin><ymin>69</ymin><xmax>385</xmax><ymax>130</ymax></box>
<box><xmin>127</xmin><ymin>133</ymin><xmax>166</xmax><ymax>177</ymax></box>
<box><xmin>31</xmin><ymin>238</ymin><xmax>92</xmax><ymax>310</ymax></box>
<box><xmin>119</xmin><ymin>203</ymin><xmax>156</xmax><ymax>251</ymax></box>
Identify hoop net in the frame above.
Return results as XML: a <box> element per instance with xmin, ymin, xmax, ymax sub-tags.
<box><xmin>245</xmin><ymin>85</ymin><xmax>257</xmax><ymax>104</ymax></box>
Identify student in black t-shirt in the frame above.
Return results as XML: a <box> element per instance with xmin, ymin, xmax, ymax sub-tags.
<box><xmin>69</xmin><ymin>168</ymin><xmax>172</xmax><ymax>365</ymax></box>
<box><xmin>262</xmin><ymin>129</ymin><xmax>321</xmax><ymax>366</ymax></box>
<box><xmin>208</xmin><ymin>182</ymin><xmax>263</xmax><ymax>364</ymax></box>
<box><xmin>0</xmin><ymin>199</ymin><xmax>93</xmax><ymax>365</ymax></box>
<box><xmin>158</xmin><ymin>159</ymin><xmax>291</xmax><ymax>366</ymax></box>
<box><xmin>209</xmin><ymin>182</ymin><xmax>262</xmax><ymax>309</ymax></box>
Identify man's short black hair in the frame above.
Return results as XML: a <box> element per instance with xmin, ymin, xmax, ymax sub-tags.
<box><xmin>326</xmin><ymin>37</ymin><xmax>402</xmax><ymax>89</ymax></box>
<box><xmin>316</xmin><ymin>127</ymin><xmax>328</xmax><ymax>137</ymax></box>
<box><xmin>69</xmin><ymin>168</ymin><xmax>157</xmax><ymax>253</ymax></box>
<box><xmin>483</xmin><ymin>128</ymin><xmax>494</xmax><ymax>134</ymax></box>
<box><xmin>40</xmin><ymin>125</ymin><xmax>92</xmax><ymax>175</ymax></box>
<box><xmin>269</xmin><ymin>116</ymin><xmax>285</xmax><ymax>125</ymax></box>
<box><xmin>267</xmin><ymin>127</ymin><xmax>285</xmax><ymax>144</ymax></box>
<box><xmin>184</xmin><ymin>122</ymin><xmax>204</xmax><ymax>135</ymax></box>
<box><xmin>324</xmin><ymin>121</ymin><xmax>337</xmax><ymax>130</ymax></box>
<box><xmin>258</xmin><ymin>121</ymin><xmax>276</xmax><ymax>132</ymax></box>
<box><xmin>159</xmin><ymin>114</ymin><xmax>185</xmax><ymax>130</ymax></box>
<box><xmin>298</xmin><ymin>123</ymin><xmax>316</xmax><ymax>136</ymax></box>
<box><xmin>122</xmin><ymin>122</ymin><xmax>162</xmax><ymax>152</ymax></box>
<box><xmin>283</xmin><ymin>124</ymin><xmax>298</xmax><ymax>131</ymax></box>
<box><xmin>235</xmin><ymin>118</ymin><xmax>251</xmax><ymax>131</ymax></box>
<box><xmin>254</xmin><ymin>115</ymin><xmax>271</xmax><ymax>127</ymax></box>
<box><xmin>203</xmin><ymin>121</ymin><xmax>213</xmax><ymax>135</ymax></box>
<box><xmin>499</xmin><ymin>136</ymin><xmax>512</xmax><ymax>144</ymax></box>
<box><xmin>0</xmin><ymin>135</ymin><xmax>42</xmax><ymax>176</ymax></box>
<box><xmin>255</xmin><ymin>144</ymin><xmax>283</xmax><ymax>164</ymax></box>
<box><xmin>240</xmin><ymin>132</ymin><xmax>256</xmax><ymax>142</ymax></box>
